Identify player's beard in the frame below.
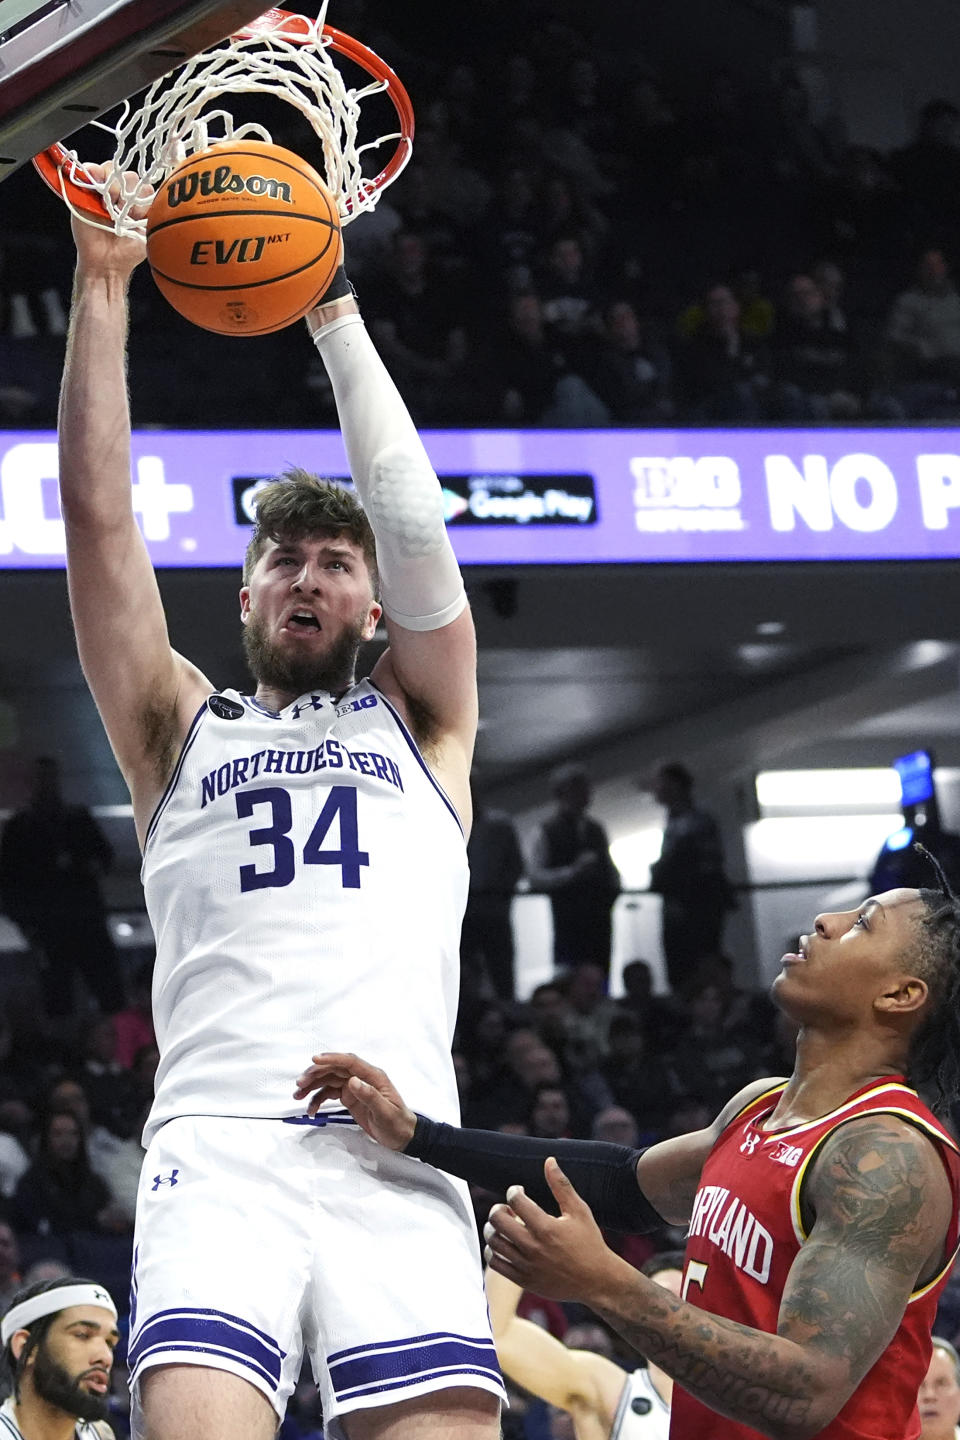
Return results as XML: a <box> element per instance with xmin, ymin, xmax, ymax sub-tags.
<box><xmin>31</xmin><ymin>1343</ymin><xmax>110</xmax><ymax>1423</ymax></box>
<box><xmin>243</xmin><ymin>608</ymin><xmax>368</xmax><ymax>698</ymax></box>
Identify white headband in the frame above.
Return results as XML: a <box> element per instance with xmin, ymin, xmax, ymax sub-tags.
<box><xmin>2</xmin><ymin>1285</ymin><xmax>117</xmax><ymax>1345</ymax></box>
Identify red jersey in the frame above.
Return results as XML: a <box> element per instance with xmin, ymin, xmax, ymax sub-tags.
<box><xmin>671</xmin><ymin>1078</ymin><xmax>960</xmax><ymax>1440</ymax></box>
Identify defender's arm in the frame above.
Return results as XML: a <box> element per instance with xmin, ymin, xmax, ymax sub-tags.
<box><xmin>485</xmin><ymin>1114</ymin><xmax>951</xmax><ymax>1440</ymax></box>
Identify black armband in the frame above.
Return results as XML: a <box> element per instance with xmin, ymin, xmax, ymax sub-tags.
<box><xmin>321</xmin><ymin>265</ymin><xmax>356</xmax><ymax>303</ymax></box>
<box><xmin>404</xmin><ymin>1115</ymin><xmax>666</xmax><ymax>1233</ymax></box>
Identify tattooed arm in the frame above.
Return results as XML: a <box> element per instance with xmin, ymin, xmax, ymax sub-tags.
<box><xmin>484</xmin><ymin>1115</ymin><xmax>952</xmax><ymax>1440</ymax></box>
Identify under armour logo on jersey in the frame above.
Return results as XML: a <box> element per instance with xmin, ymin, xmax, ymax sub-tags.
<box><xmin>631</xmin><ymin>1398</ymin><xmax>652</xmax><ymax>1416</ymax></box>
<box><xmin>739</xmin><ymin>1131</ymin><xmax>760</xmax><ymax>1156</ymax></box>
<box><xmin>152</xmin><ymin>1169</ymin><xmax>180</xmax><ymax>1190</ymax></box>
<box><xmin>208</xmin><ymin>694</ymin><xmax>244</xmax><ymax>721</ymax></box>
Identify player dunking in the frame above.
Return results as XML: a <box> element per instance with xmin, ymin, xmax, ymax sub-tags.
<box><xmin>300</xmin><ymin>878</ymin><xmax>960</xmax><ymax>1438</ymax></box>
<box><xmin>58</xmin><ymin>191</ymin><xmax>503</xmax><ymax>1440</ymax></box>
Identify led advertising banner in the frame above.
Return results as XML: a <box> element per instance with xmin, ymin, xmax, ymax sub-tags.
<box><xmin>2</xmin><ymin>427</ymin><xmax>960</xmax><ymax>568</ymax></box>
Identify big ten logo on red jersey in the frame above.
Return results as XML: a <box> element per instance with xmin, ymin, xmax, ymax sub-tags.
<box><xmin>688</xmin><ymin>1185</ymin><xmax>774</xmax><ymax>1284</ymax></box>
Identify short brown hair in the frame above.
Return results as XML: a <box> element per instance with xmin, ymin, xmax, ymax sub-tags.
<box><xmin>243</xmin><ymin>468</ymin><xmax>379</xmax><ymax>595</ymax></box>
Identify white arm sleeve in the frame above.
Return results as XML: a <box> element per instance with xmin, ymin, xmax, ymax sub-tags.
<box><xmin>310</xmin><ymin>312</ymin><xmax>467</xmax><ymax>632</ymax></box>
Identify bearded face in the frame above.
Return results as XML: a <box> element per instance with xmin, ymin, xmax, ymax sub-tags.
<box><xmin>242</xmin><ymin>606</ymin><xmax>369</xmax><ymax>699</ymax></box>
<box><xmin>30</xmin><ymin>1335</ymin><xmax>110</xmax><ymax>1423</ymax></box>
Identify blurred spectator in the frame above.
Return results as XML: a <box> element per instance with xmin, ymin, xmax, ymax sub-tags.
<box><xmin>9</xmin><ymin>1109</ymin><xmax>127</xmax><ymax>1239</ymax></box>
<box><xmin>667</xmin><ymin>979</ymin><xmax>762</xmax><ymax>1111</ymax></box>
<box><xmin>81</xmin><ymin>1016</ymin><xmax>139</xmax><ymax>1137</ymax></box>
<box><xmin>89</xmin><ymin>1099</ymin><xmax>149</xmax><ymax>1232</ymax></box>
<box><xmin>764</xmin><ymin>69</ymin><xmax>844</xmax><ymax>187</ymax></box>
<box><xmin>497</xmin><ymin>293</ymin><xmax>573</xmax><ymax>422</ymax></box>
<box><xmin>0</xmin><ymin>756</ymin><xmax>124</xmax><ymax>1018</ymax></box>
<box><xmin>676</xmin><ymin>283</ymin><xmax>768</xmax><ymax>421</ymax></box>
<box><xmin>733</xmin><ymin>269</ymin><xmax>777</xmax><ymax>341</ymax></box>
<box><xmin>112</xmin><ymin>956</ymin><xmax>156</xmax><ymax>1070</ymax></box>
<box><xmin>21</xmin><ymin>1257</ymin><xmax>73</xmax><ymax>1288</ymax></box>
<box><xmin>919</xmin><ymin>1338</ymin><xmax>960</xmax><ymax>1440</ymax></box>
<box><xmin>618</xmin><ymin>960</ymin><xmax>683</xmax><ymax>1051</ymax></box>
<box><xmin>555</xmin><ymin>963</ymin><xmax>620</xmax><ymax>1066</ymax></box>
<box><xmin>601</xmin><ymin>1014</ymin><xmax>676</xmax><ymax>1137</ymax></box>
<box><xmin>461</xmin><ymin>789</ymin><xmax>525</xmax><ymax>1002</ymax></box>
<box><xmin>536</xmin><ymin>235</ymin><xmax>601</xmax><ymax>343</ymax></box>
<box><xmin>646</xmin><ymin>763</ymin><xmax>736</xmax><ymax>993</ymax></box>
<box><xmin>361</xmin><ymin>231</ymin><xmax>463</xmax><ymax>419</ymax></box>
<box><xmin>489</xmin><ymin>166</ymin><xmax>541</xmax><ymax>293</ymax></box>
<box><xmin>771</xmin><ymin>272</ymin><xmax>862</xmax><ymax>420</ymax></box>
<box><xmin>528</xmin><ymin>1082</ymin><xmax>573</xmax><ymax>1140</ymax></box>
<box><xmin>891</xmin><ymin>100</ymin><xmax>960</xmax><ymax>246</ymax></box>
<box><xmin>0</xmin><ymin>1124</ymin><xmax>29</xmax><ymax>1202</ymax></box>
<box><xmin>0</xmin><ymin>1222</ymin><xmax>21</xmax><ymax>1312</ymax></box>
<box><xmin>586</xmin><ymin>300</ymin><xmax>674</xmax><ymax>422</ymax></box>
<box><xmin>590</xmin><ymin>1105</ymin><xmax>638</xmax><ymax>1147</ymax></box>
<box><xmin>0</xmin><ymin>240</ymin><xmax>67</xmax><ymax>426</ymax></box>
<box><xmin>885</xmin><ymin>248</ymin><xmax>960</xmax><ymax>412</ymax></box>
<box><xmin>529</xmin><ymin>765</ymin><xmax>621</xmax><ymax>979</ymax></box>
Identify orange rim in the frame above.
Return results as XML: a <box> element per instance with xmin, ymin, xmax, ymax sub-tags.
<box><xmin>32</xmin><ymin>7</ymin><xmax>415</xmax><ymax>224</ymax></box>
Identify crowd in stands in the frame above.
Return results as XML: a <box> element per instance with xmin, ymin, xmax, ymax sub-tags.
<box><xmin>4</xmin><ymin>5</ymin><xmax>960</xmax><ymax>430</ymax></box>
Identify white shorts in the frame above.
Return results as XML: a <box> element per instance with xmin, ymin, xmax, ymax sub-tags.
<box><xmin>128</xmin><ymin>1114</ymin><xmax>504</xmax><ymax>1435</ymax></box>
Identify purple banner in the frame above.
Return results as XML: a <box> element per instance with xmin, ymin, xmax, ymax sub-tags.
<box><xmin>2</xmin><ymin>427</ymin><xmax>960</xmax><ymax>568</ymax></box>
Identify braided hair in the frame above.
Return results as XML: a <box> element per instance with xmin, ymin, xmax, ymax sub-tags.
<box><xmin>906</xmin><ymin>845</ymin><xmax>960</xmax><ymax>1113</ymax></box>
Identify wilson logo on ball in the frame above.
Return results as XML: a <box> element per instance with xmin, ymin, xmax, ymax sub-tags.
<box><xmin>166</xmin><ymin>166</ymin><xmax>294</xmax><ymax>207</ymax></box>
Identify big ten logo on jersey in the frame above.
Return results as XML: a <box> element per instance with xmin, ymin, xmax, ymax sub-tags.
<box><xmin>336</xmin><ymin>693</ymin><xmax>377</xmax><ymax>718</ymax></box>
<box><xmin>688</xmin><ymin>1185</ymin><xmax>773</xmax><ymax>1284</ymax></box>
<box><xmin>630</xmin><ymin>456</ymin><xmax>744</xmax><ymax>533</ymax></box>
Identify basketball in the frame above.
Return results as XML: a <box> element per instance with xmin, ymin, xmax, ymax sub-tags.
<box><xmin>145</xmin><ymin>141</ymin><xmax>343</xmax><ymax>336</ymax></box>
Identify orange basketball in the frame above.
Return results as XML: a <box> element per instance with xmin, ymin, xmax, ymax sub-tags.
<box><xmin>146</xmin><ymin>141</ymin><xmax>343</xmax><ymax>336</ymax></box>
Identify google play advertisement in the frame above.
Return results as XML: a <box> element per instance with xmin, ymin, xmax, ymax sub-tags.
<box><xmin>2</xmin><ymin>428</ymin><xmax>960</xmax><ymax>567</ymax></box>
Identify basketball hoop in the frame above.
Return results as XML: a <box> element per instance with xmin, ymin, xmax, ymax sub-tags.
<box><xmin>32</xmin><ymin>3</ymin><xmax>414</xmax><ymax>235</ymax></box>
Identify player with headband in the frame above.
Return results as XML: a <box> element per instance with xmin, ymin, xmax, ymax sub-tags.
<box><xmin>0</xmin><ymin>1277</ymin><xmax>119</xmax><ymax>1440</ymax></box>
<box><xmin>57</xmin><ymin>173</ymin><xmax>501</xmax><ymax>1440</ymax></box>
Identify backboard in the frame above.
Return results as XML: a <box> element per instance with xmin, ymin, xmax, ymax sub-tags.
<box><xmin>0</xmin><ymin>0</ymin><xmax>271</xmax><ymax>184</ymax></box>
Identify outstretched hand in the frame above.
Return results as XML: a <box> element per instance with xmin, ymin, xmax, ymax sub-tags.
<box><xmin>293</xmin><ymin>1051</ymin><xmax>417</xmax><ymax>1150</ymax></box>
<box><xmin>71</xmin><ymin>165</ymin><xmax>152</xmax><ymax>279</ymax></box>
<box><xmin>483</xmin><ymin>1158</ymin><xmax>624</xmax><ymax>1305</ymax></box>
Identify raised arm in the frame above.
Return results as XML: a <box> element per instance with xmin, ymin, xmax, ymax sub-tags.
<box><xmin>304</xmin><ymin>281</ymin><xmax>476</xmax><ymax>795</ymax></box>
<box><xmin>484</xmin><ymin>1114</ymin><xmax>952</xmax><ymax>1440</ymax></box>
<box><xmin>59</xmin><ymin>196</ymin><xmax>212</xmax><ymax>835</ymax></box>
<box><xmin>485</xmin><ymin>1265</ymin><xmax>625</xmax><ymax>1424</ymax></box>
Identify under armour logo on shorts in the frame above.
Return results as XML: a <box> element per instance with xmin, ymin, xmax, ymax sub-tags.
<box><xmin>152</xmin><ymin>1169</ymin><xmax>180</xmax><ymax>1190</ymax></box>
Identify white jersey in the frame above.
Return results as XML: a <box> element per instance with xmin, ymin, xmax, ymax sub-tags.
<box><xmin>141</xmin><ymin>681</ymin><xmax>468</xmax><ymax>1141</ymax></box>
<box><xmin>0</xmin><ymin>1398</ymin><xmax>105</xmax><ymax>1439</ymax></box>
<box><xmin>611</xmin><ymin>1370</ymin><xmax>670</xmax><ymax>1440</ymax></box>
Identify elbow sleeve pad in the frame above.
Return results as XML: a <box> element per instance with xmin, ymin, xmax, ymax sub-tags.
<box><xmin>309</xmin><ymin>312</ymin><xmax>466</xmax><ymax>633</ymax></box>
<box><xmin>367</xmin><ymin>441</ymin><xmax>467</xmax><ymax>632</ymax></box>
<box><xmin>404</xmin><ymin>1115</ymin><xmax>666</xmax><ymax>1234</ymax></box>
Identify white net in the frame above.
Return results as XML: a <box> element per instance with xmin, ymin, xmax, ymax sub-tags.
<box><xmin>54</xmin><ymin>3</ymin><xmax>408</xmax><ymax>236</ymax></box>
